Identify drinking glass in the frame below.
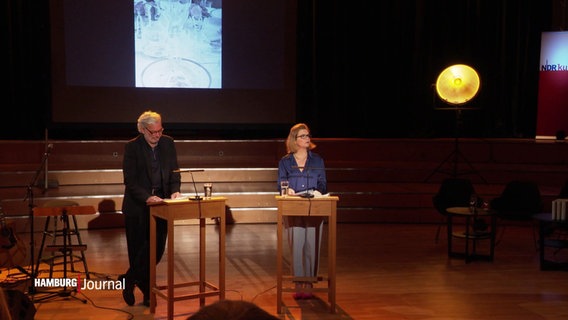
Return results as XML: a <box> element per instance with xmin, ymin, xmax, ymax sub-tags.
<box><xmin>280</xmin><ymin>180</ymin><xmax>289</xmax><ymax>197</ymax></box>
<box><xmin>469</xmin><ymin>194</ymin><xmax>478</xmax><ymax>213</ymax></box>
<box><xmin>203</xmin><ymin>183</ymin><xmax>213</xmax><ymax>199</ymax></box>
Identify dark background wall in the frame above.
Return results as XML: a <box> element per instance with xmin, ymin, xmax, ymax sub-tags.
<box><xmin>3</xmin><ymin>1</ymin><xmax>567</xmax><ymax>140</ymax></box>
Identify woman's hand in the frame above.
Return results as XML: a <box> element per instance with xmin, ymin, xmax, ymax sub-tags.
<box><xmin>288</xmin><ymin>188</ymin><xmax>295</xmax><ymax>195</ymax></box>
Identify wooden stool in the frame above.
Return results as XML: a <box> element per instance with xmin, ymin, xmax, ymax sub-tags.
<box><xmin>34</xmin><ymin>200</ymin><xmax>95</xmax><ymax>279</ymax></box>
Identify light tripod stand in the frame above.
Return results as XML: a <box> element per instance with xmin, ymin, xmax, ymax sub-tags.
<box><xmin>425</xmin><ymin>108</ymin><xmax>486</xmax><ymax>182</ymax></box>
<box><xmin>425</xmin><ymin>63</ymin><xmax>486</xmax><ymax>183</ymax></box>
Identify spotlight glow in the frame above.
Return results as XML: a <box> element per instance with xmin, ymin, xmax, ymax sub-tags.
<box><xmin>436</xmin><ymin>64</ymin><xmax>480</xmax><ymax>105</ymax></box>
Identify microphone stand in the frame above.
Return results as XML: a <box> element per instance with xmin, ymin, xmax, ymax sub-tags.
<box><xmin>173</xmin><ymin>169</ymin><xmax>204</xmax><ymax>200</ymax></box>
<box><xmin>189</xmin><ymin>171</ymin><xmax>203</xmax><ymax>201</ymax></box>
<box><xmin>301</xmin><ymin>168</ymin><xmax>314</xmax><ymax>198</ymax></box>
<box><xmin>22</xmin><ymin>144</ymin><xmax>53</xmax><ymax>296</ymax></box>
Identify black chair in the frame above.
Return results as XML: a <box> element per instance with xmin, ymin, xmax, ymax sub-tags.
<box><xmin>490</xmin><ymin>180</ymin><xmax>543</xmax><ymax>247</ymax></box>
<box><xmin>432</xmin><ymin>178</ymin><xmax>476</xmax><ymax>243</ymax></box>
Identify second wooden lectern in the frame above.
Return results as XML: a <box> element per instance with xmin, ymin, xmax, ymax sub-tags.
<box><xmin>276</xmin><ymin>195</ymin><xmax>339</xmax><ymax>314</ymax></box>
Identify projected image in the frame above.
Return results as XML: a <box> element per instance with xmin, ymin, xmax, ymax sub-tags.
<box><xmin>51</xmin><ymin>0</ymin><xmax>295</xmax><ymax>125</ymax></box>
<box><xmin>134</xmin><ymin>0</ymin><xmax>222</xmax><ymax>88</ymax></box>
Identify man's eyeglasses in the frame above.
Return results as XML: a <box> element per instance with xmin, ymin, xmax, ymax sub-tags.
<box><xmin>297</xmin><ymin>134</ymin><xmax>311</xmax><ymax>139</ymax></box>
<box><xmin>144</xmin><ymin>127</ymin><xmax>164</xmax><ymax>135</ymax></box>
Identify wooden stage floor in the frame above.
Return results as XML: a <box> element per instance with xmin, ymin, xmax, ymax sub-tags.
<box><xmin>1</xmin><ymin>222</ymin><xmax>568</xmax><ymax>319</ymax></box>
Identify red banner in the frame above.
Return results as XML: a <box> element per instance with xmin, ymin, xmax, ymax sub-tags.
<box><xmin>536</xmin><ymin>32</ymin><xmax>568</xmax><ymax>139</ymax></box>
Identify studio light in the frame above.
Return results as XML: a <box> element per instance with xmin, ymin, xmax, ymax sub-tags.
<box><xmin>435</xmin><ymin>64</ymin><xmax>480</xmax><ymax>105</ymax></box>
<box><xmin>426</xmin><ymin>64</ymin><xmax>485</xmax><ymax>183</ymax></box>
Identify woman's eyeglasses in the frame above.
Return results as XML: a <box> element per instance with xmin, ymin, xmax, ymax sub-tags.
<box><xmin>297</xmin><ymin>134</ymin><xmax>311</xmax><ymax>139</ymax></box>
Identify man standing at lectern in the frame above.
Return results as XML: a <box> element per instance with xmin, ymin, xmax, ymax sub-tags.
<box><xmin>120</xmin><ymin>110</ymin><xmax>182</xmax><ymax>307</ymax></box>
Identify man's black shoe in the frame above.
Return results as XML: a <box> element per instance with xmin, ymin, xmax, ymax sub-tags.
<box><xmin>119</xmin><ymin>274</ymin><xmax>135</xmax><ymax>306</ymax></box>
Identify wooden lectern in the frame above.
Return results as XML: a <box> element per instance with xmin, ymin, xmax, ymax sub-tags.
<box><xmin>276</xmin><ymin>195</ymin><xmax>339</xmax><ymax>314</ymax></box>
<box><xmin>148</xmin><ymin>197</ymin><xmax>227</xmax><ymax>320</ymax></box>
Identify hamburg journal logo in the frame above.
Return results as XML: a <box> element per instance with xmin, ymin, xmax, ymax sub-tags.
<box><xmin>34</xmin><ymin>275</ymin><xmax>125</xmax><ymax>292</ymax></box>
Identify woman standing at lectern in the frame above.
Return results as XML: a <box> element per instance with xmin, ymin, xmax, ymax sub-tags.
<box><xmin>277</xmin><ymin>123</ymin><xmax>327</xmax><ymax>299</ymax></box>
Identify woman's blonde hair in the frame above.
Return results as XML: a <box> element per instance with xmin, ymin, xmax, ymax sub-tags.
<box><xmin>285</xmin><ymin>123</ymin><xmax>316</xmax><ymax>153</ymax></box>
